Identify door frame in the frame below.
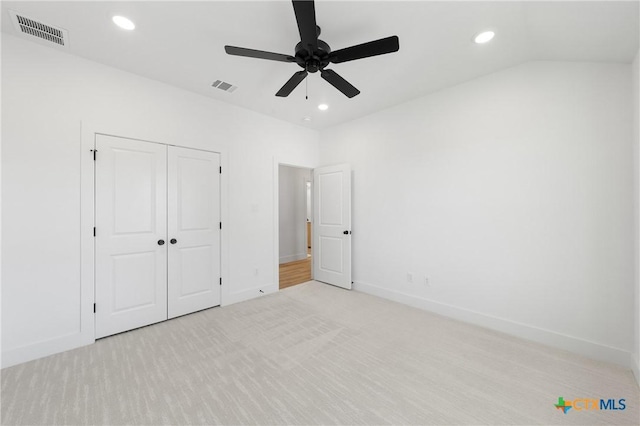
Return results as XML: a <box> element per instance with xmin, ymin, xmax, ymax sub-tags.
<box><xmin>273</xmin><ymin>158</ymin><xmax>317</xmax><ymax>289</ymax></box>
<box><xmin>80</xmin><ymin>121</ymin><xmax>228</xmax><ymax>345</ymax></box>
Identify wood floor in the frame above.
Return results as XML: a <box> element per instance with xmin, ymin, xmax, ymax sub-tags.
<box><xmin>279</xmin><ymin>256</ymin><xmax>311</xmax><ymax>289</ymax></box>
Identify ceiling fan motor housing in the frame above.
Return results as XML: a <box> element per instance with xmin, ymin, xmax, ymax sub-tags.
<box><xmin>295</xmin><ymin>39</ymin><xmax>331</xmax><ymax>73</ymax></box>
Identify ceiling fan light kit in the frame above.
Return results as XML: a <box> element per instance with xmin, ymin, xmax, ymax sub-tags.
<box><xmin>224</xmin><ymin>0</ymin><xmax>400</xmax><ymax>99</ymax></box>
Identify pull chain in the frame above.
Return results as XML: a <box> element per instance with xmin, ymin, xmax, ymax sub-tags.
<box><xmin>305</xmin><ymin>77</ymin><xmax>308</xmax><ymax>100</ymax></box>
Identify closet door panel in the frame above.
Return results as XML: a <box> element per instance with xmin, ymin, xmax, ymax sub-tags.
<box><xmin>95</xmin><ymin>135</ymin><xmax>168</xmax><ymax>338</ymax></box>
<box><xmin>168</xmin><ymin>147</ymin><xmax>221</xmax><ymax>318</ymax></box>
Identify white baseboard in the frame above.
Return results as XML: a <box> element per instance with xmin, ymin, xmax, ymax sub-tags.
<box><xmin>2</xmin><ymin>331</ymin><xmax>94</xmax><ymax>369</ymax></box>
<box><xmin>279</xmin><ymin>253</ymin><xmax>308</xmax><ymax>264</ymax></box>
<box><xmin>632</xmin><ymin>353</ymin><xmax>640</xmax><ymax>388</ymax></box>
<box><xmin>224</xmin><ymin>283</ymin><xmax>278</xmax><ymax>306</ymax></box>
<box><xmin>3</xmin><ymin>281</ymin><xmax>279</xmax><ymax>368</ymax></box>
<box><xmin>353</xmin><ymin>280</ymin><xmax>631</xmax><ymax>368</ymax></box>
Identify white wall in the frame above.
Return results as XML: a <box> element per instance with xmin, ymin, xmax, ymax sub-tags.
<box><xmin>1</xmin><ymin>35</ymin><xmax>320</xmax><ymax>367</ymax></box>
<box><xmin>3</xmin><ymin>33</ymin><xmax>636</xmax><ymax>372</ymax></box>
<box><xmin>279</xmin><ymin>165</ymin><xmax>310</xmax><ymax>264</ymax></box>
<box><xmin>320</xmin><ymin>61</ymin><xmax>634</xmax><ymax>367</ymax></box>
<box><xmin>633</xmin><ymin>50</ymin><xmax>640</xmax><ymax>384</ymax></box>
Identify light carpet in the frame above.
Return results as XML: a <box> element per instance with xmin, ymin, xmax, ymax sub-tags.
<box><xmin>1</xmin><ymin>281</ymin><xmax>638</xmax><ymax>425</ymax></box>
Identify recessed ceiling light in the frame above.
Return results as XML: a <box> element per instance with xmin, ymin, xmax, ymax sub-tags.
<box><xmin>302</xmin><ymin>116</ymin><xmax>312</xmax><ymax>121</ymax></box>
<box><xmin>474</xmin><ymin>31</ymin><xmax>495</xmax><ymax>44</ymax></box>
<box><xmin>112</xmin><ymin>16</ymin><xmax>135</xmax><ymax>31</ymax></box>
<box><xmin>318</xmin><ymin>104</ymin><xmax>329</xmax><ymax>111</ymax></box>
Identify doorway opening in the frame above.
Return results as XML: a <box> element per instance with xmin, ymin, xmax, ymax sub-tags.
<box><xmin>278</xmin><ymin>165</ymin><xmax>312</xmax><ymax>290</ymax></box>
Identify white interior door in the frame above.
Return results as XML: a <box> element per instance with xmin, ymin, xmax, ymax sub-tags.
<box><xmin>313</xmin><ymin>163</ymin><xmax>352</xmax><ymax>289</ymax></box>
<box><xmin>167</xmin><ymin>146</ymin><xmax>221</xmax><ymax>318</ymax></box>
<box><xmin>95</xmin><ymin>135</ymin><xmax>168</xmax><ymax>338</ymax></box>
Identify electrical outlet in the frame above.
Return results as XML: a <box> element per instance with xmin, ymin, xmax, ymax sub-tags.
<box><xmin>407</xmin><ymin>273</ymin><xmax>413</xmax><ymax>283</ymax></box>
<box><xmin>424</xmin><ymin>276</ymin><xmax>429</xmax><ymax>286</ymax></box>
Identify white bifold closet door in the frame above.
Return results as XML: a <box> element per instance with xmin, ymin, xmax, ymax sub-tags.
<box><xmin>95</xmin><ymin>135</ymin><xmax>168</xmax><ymax>338</ymax></box>
<box><xmin>95</xmin><ymin>135</ymin><xmax>220</xmax><ymax>339</ymax></box>
<box><xmin>167</xmin><ymin>146</ymin><xmax>221</xmax><ymax>319</ymax></box>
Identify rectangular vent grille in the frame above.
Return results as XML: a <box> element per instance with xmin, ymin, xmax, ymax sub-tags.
<box><xmin>9</xmin><ymin>10</ymin><xmax>68</xmax><ymax>48</ymax></box>
<box><xmin>212</xmin><ymin>80</ymin><xmax>237</xmax><ymax>93</ymax></box>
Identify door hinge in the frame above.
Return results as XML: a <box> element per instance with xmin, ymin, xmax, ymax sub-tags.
<box><xmin>93</xmin><ymin>303</ymin><xmax>96</xmax><ymax>313</ymax></box>
<box><xmin>93</xmin><ymin>227</ymin><xmax>96</xmax><ymax>237</ymax></box>
<box><xmin>219</xmin><ymin>166</ymin><xmax>222</xmax><ymax>174</ymax></box>
<box><xmin>219</xmin><ymin>277</ymin><xmax>222</xmax><ymax>286</ymax></box>
<box><xmin>219</xmin><ymin>222</ymin><xmax>222</xmax><ymax>230</ymax></box>
<box><xmin>91</xmin><ymin>149</ymin><xmax>97</xmax><ymax>161</ymax></box>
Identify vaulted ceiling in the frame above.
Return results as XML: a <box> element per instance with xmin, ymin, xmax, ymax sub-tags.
<box><xmin>2</xmin><ymin>1</ymin><xmax>638</xmax><ymax>129</ymax></box>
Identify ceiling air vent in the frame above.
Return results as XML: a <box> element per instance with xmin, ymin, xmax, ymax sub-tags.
<box><xmin>212</xmin><ymin>80</ymin><xmax>237</xmax><ymax>93</ymax></box>
<box><xmin>9</xmin><ymin>10</ymin><xmax>68</xmax><ymax>48</ymax></box>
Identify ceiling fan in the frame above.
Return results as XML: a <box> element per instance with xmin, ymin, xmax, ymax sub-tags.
<box><xmin>224</xmin><ymin>0</ymin><xmax>399</xmax><ymax>99</ymax></box>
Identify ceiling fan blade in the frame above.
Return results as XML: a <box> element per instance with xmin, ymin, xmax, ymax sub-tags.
<box><xmin>320</xmin><ymin>69</ymin><xmax>360</xmax><ymax>98</ymax></box>
<box><xmin>225</xmin><ymin>46</ymin><xmax>295</xmax><ymax>63</ymax></box>
<box><xmin>329</xmin><ymin>36</ymin><xmax>399</xmax><ymax>64</ymax></box>
<box><xmin>276</xmin><ymin>70</ymin><xmax>308</xmax><ymax>97</ymax></box>
<box><xmin>292</xmin><ymin>0</ymin><xmax>318</xmax><ymax>53</ymax></box>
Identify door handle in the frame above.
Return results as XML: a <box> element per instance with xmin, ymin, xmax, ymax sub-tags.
<box><xmin>158</xmin><ymin>239</ymin><xmax>165</xmax><ymax>245</ymax></box>
<box><xmin>170</xmin><ymin>238</ymin><xmax>177</xmax><ymax>244</ymax></box>
<box><xmin>343</xmin><ymin>230</ymin><xmax>351</xmax><ymax>235</ymax></box>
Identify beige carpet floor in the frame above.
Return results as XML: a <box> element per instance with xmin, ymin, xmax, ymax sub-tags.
<box><xmin>1</xmin><ymin>281</ymin><xmax>638</xmax><ymax>425</ymax></box>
